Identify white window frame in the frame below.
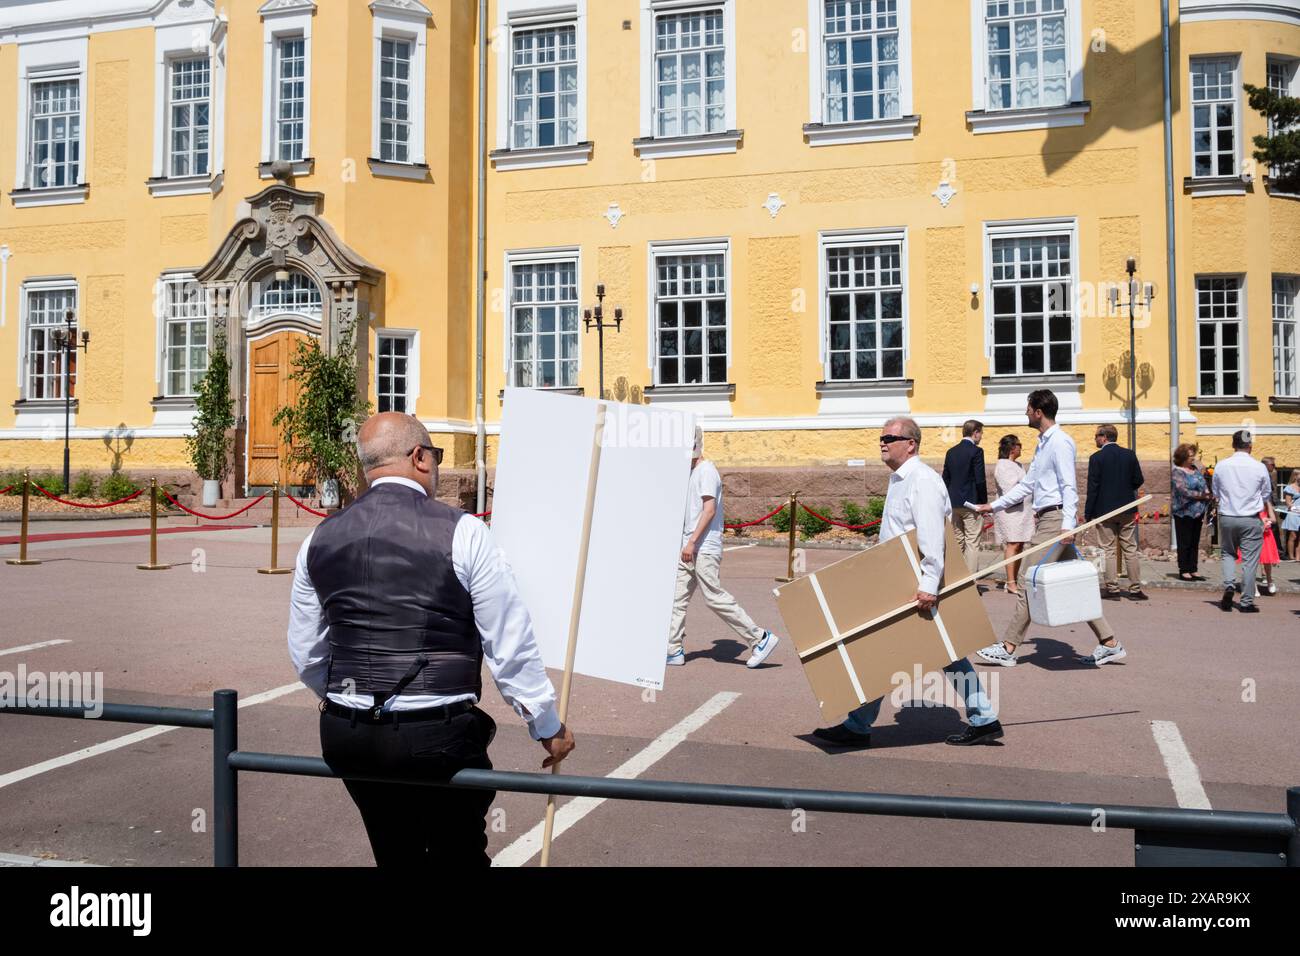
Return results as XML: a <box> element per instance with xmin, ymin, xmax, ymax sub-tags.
<box><xmin>12</xmin><ymin>37</ymin><xmax>88</xmax><ymax>206</ymax></box>
<box><xmin>370</xmin><ymin>0</ymin><xmax>430</xmax><ymax>171</ymax></box>
<box><xmin>1189</xmin><ymin>54</ymin><xmax>1242</xmax><ymax>181</ymax></box>
<box><xmin>493</xmin><ymin>0</ymin><xmax>590</xmax><ymax>170</ymax></box>
<box><xmin>805</xmin><ymin>0</ymin><xmax>917</xmax><ymax>145</ymax></box>
<box><xmin>19</xmin><ymin>279</ymin><xmax>79</xmax><ymax>402</ymax></box>
<box><xmin>982</xmin><ymin>218</ymin><xmax>1079</xmax><ymax>378</ymax></box>
<box><xmin>249</xmin><ymin>270</ymin><xmax>323</xmax><ymax>328</ymax></box>
<box><xmin>636</xmin><ymin>0</ymin><xmax>739</xmax><ymax>158</ymax></box>
<box><xmin>1272</xmin><ymin>275</ymin><xmax>1298</xmax><ymax>398</ymax></box>
<box><xmin>1195</xmin><ymin>274</ymin><xmax>1247</xmax><ymax>399</ymax></box>
<box><xmin>502</xmin><ymin>247</ymin><xmax>583</xmax><ymax>389</ymax></box>
<box><xmin>818</xmin><ymin>228</ymin><xmax>910</xmax><ymax>383</ymax></box>
<box><xmin>150</xmin><ymin>20</ymin><xmax>225</xmax><ymax>196</ymax></box>
<box><xmin>1265</xmin><ymin>54</ymin><xmax>1299</xmax><ymax>188</ymax></box>
<box><xmin>260</xmin><ymin>2</ymin><xmax>314</xmax><ymax>168</ymax></box>
<box><xmin>156</xmin><ymin>273</ymin><xmax>210</xmax><ymax>399</ymax></box>
<box><xmin>967</xmin><ymin>0</ymin><xmax>1087</xmax><ymax>134</ymax></box>
<box><xmin>646</xmin><ymin>238</ymin><xmax>732</xmax><ymax>386</ymax></box>
<box><xmin>375</xmin><ymin>328</ymin><xmax>420</xmax><ymax>414</ymax></box>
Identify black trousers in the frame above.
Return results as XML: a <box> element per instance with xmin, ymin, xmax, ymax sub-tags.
<box><xmin>1174</xmin><ymin>514</ymin><xmax>1204</xmax><ymax>574</ymax></box>
<box><xmin>320</xmin><ymin>705</ymin><xmax>497</xmax><ymax>868</ymax></box>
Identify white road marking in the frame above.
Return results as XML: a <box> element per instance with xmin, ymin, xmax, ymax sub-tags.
<box><xmin>1150</xmin><ymin>720</ymin><xmax>1212</xmax><ymax>810</ymax></box>
<box><xmin>0</xmin><ymin>640</ymin><xmax>71</xmax><ymax>658</ymax></box>
<box><xmin>0</xmin><ymin>851</ymin><xmax>98</xmax><ymax>867</ymax></box>
<box><xmin>723</xmin><ymin>543</ymin><xmax>758</xmax><ymax>552</ymax></box>
<box><xmin>0</xmin><ymin>682</ymin><xmax>306</xmax><ymax>792</ymax></box>
<box><xmin>491</xmin><ymin>690</ymin><xmax>741</xmax><ymax>867</ymax></box>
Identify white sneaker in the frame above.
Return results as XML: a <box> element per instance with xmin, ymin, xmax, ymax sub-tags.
<box><xmin>976</xmin><ymin>642</ymin><xmax>1017</xmax><ymax>667</ymax></box>
<box><xmin>746</xmin><ymin>631</ymin><xmax>781</xmax><ymax>669</ymax></box>
<box><xmin>1268</xmin><ymin>583</ymin><xmax>1278</xmax><ymax>595</ymax></box>
<box><xmin>666</xmin><ymin>649</ymin><xmax>686</xmax><ymax>666</ymax></box>
<box><xmin>1092</xmin><ymin>641</ymin><xmax>1127</xmax><ymax>665</ymax></box>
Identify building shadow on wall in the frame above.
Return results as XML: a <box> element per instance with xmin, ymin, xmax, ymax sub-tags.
<box><xmin>101</xmin><ymin>424</ymin><xmax>135</xmax><ymax>472</ymax></box>
<box><xmin>603</xmin><ymin>376</ymin><xmax>645</xmax><ymax>404</ymax></box>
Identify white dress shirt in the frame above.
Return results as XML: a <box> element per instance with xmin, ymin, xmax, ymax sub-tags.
<box><xmin>287</xmin><ymin>476</ymin><xmax>561</xmax><ymax>740</ymax></box>
<box><xmin>989</xmin><ymin>423</ymin><xmax>1080</xmax><ymax>531</ymax></box>
<box><xmin>880</xmin><ymin>455</ymin><xmax>952</xmax><ymax>594</ymax></box>
<box><xmin>1211</xmin><ymin>452</ymin><xmax>1272</xmax><ymax>517</ymax></box>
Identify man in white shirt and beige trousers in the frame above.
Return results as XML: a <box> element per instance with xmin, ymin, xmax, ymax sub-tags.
<box><xmin>975</xmin><ymin>389</ymin><xmax>1127</xmax><ymax>667</ymax></box>
<box><xmin>1212</xmin><ymin>429</ymin><xmax>1272</xmax><ymax>613</ymax></box>
<box><xmin>812</xmin><ymin>416</ymin><xmax>1003</xmax><ymax>748</ymax></box>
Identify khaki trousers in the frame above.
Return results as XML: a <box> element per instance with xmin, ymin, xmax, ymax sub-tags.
<box><xmin>1002</xmin><ymin>509</ymin><xmax>1115</xmax><ymax>646</ymax></box>
<box><xmin>1096</xmin><ymin>514</ymin><xmax>1141</xmax><ymax>591</ymax></box>
<box><xmin>953</xmin><ymin>507</ymin><xmax>985</xmax><ymax>572</ymax></box>
<box><xmin>666</xmin><ymin>550</ymin><xmax>766</xmax><ymax>657</ymax></box>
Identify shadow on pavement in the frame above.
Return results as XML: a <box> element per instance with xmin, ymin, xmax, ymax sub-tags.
<box><xmin>1016</xmin><ymin>636</ymin><xmax>1100</xmax><ymax>671</ymax></box>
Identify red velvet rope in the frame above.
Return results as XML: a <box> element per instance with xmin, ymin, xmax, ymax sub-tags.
<box><xmin>473</xmin><ymin>511</ymin><xmax>492</xmax><ymax>519</ymax></box>
<box><xmin>161</xmin><ymin>489</ymin><xmax>268</xmax><ymax>520</ymax></box>
<box><xmin>724</xmin><ymin>503</ymin><xmax>787</xmax><ymax>529</ymax></box>
<box><xmin>285</xmin><ymin>492</ymin><xmax>329</xmax><ymax>518</ymax></box>
<box><xmin>798</xmin><ymin>503</ymin><xmax>882</xmax><ymax>530</ymax></box>
<box><xmin>0</xmin><ymin>485</ymin><xmax>13</xmax><ymax>496</ymax></box>
<box><xmin>33</xmin><ymin>484</ymin><xmax>145</xmax><ymax>509</ymax></box>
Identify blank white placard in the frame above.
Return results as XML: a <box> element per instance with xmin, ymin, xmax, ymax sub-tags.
<box><xmin>491</xmin><ymin>388</ymin><xmax>694</xmax><ymax>690</ymax></box>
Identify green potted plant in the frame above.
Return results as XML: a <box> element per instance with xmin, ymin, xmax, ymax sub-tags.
<box><xmin>274</xmin><ymin>321</ymin><xmax>370</xmax><ymax>508</ymax></box>
<box><xmin>186</xmin><ymin>346</ymin><xmax>235</xmax><ymax>507</ymax></box>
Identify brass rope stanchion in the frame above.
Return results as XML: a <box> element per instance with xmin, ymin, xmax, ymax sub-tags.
<box><xmin>776</xmin><ymin>492</ymin><xmax>797</xmax><ymax>583</ymax></box>
<box><xmin>258</xmin><ymin>480</ymin><xmax>292</xmax><ymax>575</ymax></box>
<box><xmin>136</xmin><ymin>477</ymin><xmax>169</xmax><ymax>571</ymax></box>
<box><xmin>6</xmin><ymin>470</ymin><xmax>41</xmax><ymax>566</ymax></box>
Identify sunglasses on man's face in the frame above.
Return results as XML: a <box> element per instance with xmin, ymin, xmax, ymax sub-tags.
<box><xmin>407</xmin><ymin>444</ymin><xmax>445</xmax><ymax>466</ymax></box>
<box><xmin>879</xmin><ymin>434</ymin><xmax>912</xmax><ymax>445</ymax></box>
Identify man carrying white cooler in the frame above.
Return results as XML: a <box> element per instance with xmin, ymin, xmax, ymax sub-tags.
<box><xmin>973</xmin><ymin>389</ymin><xmax>1127</xmax><ymax>667</ymax></box>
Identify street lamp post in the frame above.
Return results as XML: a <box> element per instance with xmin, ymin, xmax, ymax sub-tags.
<box><xmin>1107</xmin><ymin>258</ymin><xmax>1155</xmax><ymax>451</ymax></box>
<box><xmin>51</xmin><ymin>309</ymin><xmax>90</xmax><ymax>493</ymax></box>
<box><xmin>583</xmin><ymin>283</ymin><xmax>623</xmax><ymax>399</ymax></box>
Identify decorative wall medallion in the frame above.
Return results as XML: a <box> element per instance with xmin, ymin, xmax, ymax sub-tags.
<box><xmin>763</xmin><ymin>192</ymin><xmax>786</xmax><ymax>219</ymax></box>
<box><xmin>932</xmin><ymin>179</ymin><xmax>957</xmax><ymax>208</ymax></box>
<box><xmin>604</xmin><ymin>202</ymin><xmax>624</xmax><ymax>229</ymax></box>
<box><xmin>267</xmin><ymin>197</ymin><xmax>295</xmax><ymax>248</ymax></box>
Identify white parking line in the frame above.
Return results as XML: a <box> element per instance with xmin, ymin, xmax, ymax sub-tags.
<box><xmin>723</xmin><ymin>543</ymin><xmax>758</xmax><ymax>552</ymax></box>
<box><xmin>0</xmin><ymin>682</ymin><xmax>306</xmax><ymax>792</ymax></box>
<box><xmin>491</xmin><ymin>690</ymin><xmax>740</xmax><ymax>867</ymax></box>
<box><xmin>1150</xmin><ymin>720</ymin><xmax>1212</xmax><ymax>810</ymax></box>
<box><xmin>0</xmin><ymin>640</ymin><xmax>72</xmax><ymax>658</ymax></box>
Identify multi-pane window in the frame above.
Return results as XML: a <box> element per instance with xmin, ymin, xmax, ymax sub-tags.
<box><xmin>1274</xmin><ymin>277</ymin><xmax>1298</xmax><ymax>398</ymax></box>
<box><xmin>162</xmin><ymin>278</ymin><xmax>209</xmax><ymax>397</ymax></box>
<box><xmin>511</xmin><ymin>26</ymin><xmax>578</xmax><ymax>149</ymax></box>
<box><xmin>274</xmin><ymin>36</ymin><xmax>306</xmax><ymax>161</ymax></box>
<box><xmin>990</xmin><ymin>234</ymin><xmax>1074</xmax><ymax>376</ymax></box>
<box><xmin>654</xmin><ymin>9</ymin><xmax>726</xmax><ymax>138</ymax></box>
<box><xmin>823</xmin><ymin>0</ymin><xmax>901</xmax><ymax>123</ymax></box>
<box><xmin>1196</xmin><ymin>277</ymin><xmax>1243</xmax><ymax>397</ymax></box>
<box><xmin>25</xmin><ymin>288</ymin><xmax>77</xmax><ymax>400</ymax></box>
<box><xmin>655</xmin><ymin>254</ymin><xmax>727</xmax><ymax>385</ymax></box>
<box><xmin>511</xmin><ymin>261</ymin><xmax>579</xmax><ymax>388</ymax></box>
<box><xmin>377</xmin><ymin>334</ymin><xmax>412</xmax><ymax>413</ymax></box>
<box><xmin>255</xmin><ymin>272</ymin><xmax>321</xmax><ymax>320</ymax></box>
<box><xmin>1191</xmin><ymin>57</ymin><xmax>1237</xmax><ymax>177</ymax></box>
<box><xmin>1267</xmin><ymin>57</ymin><xmax>1298</xmax><ymax>181</ymax></box>
<box><xmin>985</xmin><ymin>0</ymin><xmax>1068</xmax><ymax>110</ymax></box>
<box><xmin>825</xmin><ymin>243</ymin><xmax>904</xmax><ymax>380</ymax></box>
<box><xmin>169</xmin><ymin>57</ymin><xmax>211</xmax><ymax>177</ymax></box>
<box><xmin>379</xmin><ymin>39</ymin><xmax>412</xmax><ymax>162</ymax></box>
<box><xmin>29</xmin><ymin>78</ymin><xmax>81</xmax><ymax>188</ymax></box>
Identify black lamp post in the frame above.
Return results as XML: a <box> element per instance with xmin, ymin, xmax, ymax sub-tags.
<box><xmin>1108</xmin><ymin>258</ymin><xmax>1156</xmax><ymax>451</ymax></box>
<box><xmin>51</xmin><ymin>309</ymin><xmax>90</xmax><ymax>492</ymax></box>
<box><xmin>583</xmin><ymin>283</ymin><xmax>623</xmax><ymax>399</ymax></box>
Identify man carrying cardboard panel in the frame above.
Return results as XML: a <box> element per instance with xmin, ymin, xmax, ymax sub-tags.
<box><xmin>812</xmin><ymin>417</ymin><xmax>1003</xmax><ymax>748</ymax></box>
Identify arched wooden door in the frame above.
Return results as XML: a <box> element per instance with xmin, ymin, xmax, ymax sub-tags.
<box><xmin>247</xmin><ymin>330</ymin><xmax>313</xmax><ymax>488</ymax></box>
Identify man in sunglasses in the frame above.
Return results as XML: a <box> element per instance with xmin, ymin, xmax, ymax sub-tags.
<box><xmin>288</xmin><ymin>411</ymin><xmax>574</xmax><ymax>867</ymax></box>
<box><xmin>812</xmin><ymin>417</ymin><xmax>1003</xmax><ymax>748</ymax></box>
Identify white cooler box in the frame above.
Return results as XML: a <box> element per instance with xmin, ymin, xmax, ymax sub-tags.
<box><xmin>1026</xmin><ymin>556</ymin><xmax>1103</xmax><ymax>627</ymax></box>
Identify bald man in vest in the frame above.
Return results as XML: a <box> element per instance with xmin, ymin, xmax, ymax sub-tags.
<box><xmin>288</xmin><ymin>412</ymin><xmax>575</xmax><ymax>867</ymax></box>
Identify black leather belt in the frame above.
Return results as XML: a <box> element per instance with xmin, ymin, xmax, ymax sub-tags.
<box><xmin>322</xmin><ymin>699</ymin><xmax>474</xmax><ymax>725</ymax></box>
<box><xmin>1035</xmin><ymin>504</ymin><xmax>1063</xmax><ymax>517</ymax></box>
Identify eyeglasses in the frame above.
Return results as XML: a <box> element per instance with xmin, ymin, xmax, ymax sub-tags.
<box><xmin>407</xmin><ymin>444</ymin><xmax>444</xmax><ymax>466</ymax></box>
<box><xmin>879</xmin><ymin>434</ymin><xmax>912</xmax><ymax>445</ymax></box>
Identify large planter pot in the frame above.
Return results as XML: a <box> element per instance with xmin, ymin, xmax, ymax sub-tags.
<box><xmin>319</xmin><ymin>479</ymin><xmax>340</xmax><ymax>509</ymax></box>
<box><xmin>202</xmin><ymin>480</ymin><xmax>221</xmax><ymax>507</ymax></box>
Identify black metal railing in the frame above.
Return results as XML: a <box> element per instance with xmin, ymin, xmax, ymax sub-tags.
<box><xmin>4</xmin><ymin>690</ymin><xmax>1298</xmax><ymax>868</ymax></box>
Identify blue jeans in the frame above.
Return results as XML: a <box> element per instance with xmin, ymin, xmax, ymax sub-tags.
<box><xmin>841</xmin><ymin>657</ymin><xmax>998</xmax><ymax>734</ymax></box>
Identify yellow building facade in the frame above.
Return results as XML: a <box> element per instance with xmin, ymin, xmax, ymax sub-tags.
<box><xmin>0</xmin><ymin>0</ymin><xmax>1296</xmax><ymax>496</ymax></box>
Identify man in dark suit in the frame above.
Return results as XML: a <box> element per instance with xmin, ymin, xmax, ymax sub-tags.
<box><xmin>942</xmin><ymin>419</ymin><xmax>987</xmax><ymax>572</ymax></box>
<box><xmin>1086</xmin><ymin>424</ymin><xmax>1148</xmax><ymax>600</ymax></box>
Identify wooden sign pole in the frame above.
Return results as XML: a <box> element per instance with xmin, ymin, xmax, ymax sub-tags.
<box><xmin>794</xmin><ymin>495</ymin><xmax>1153</xmax><ymax>661</ymax></box>
<box><xmin>538</xmin><ymin>403</ymin><xmax>607</xmax><ymax>868</ymax></box>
